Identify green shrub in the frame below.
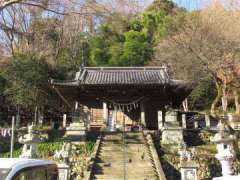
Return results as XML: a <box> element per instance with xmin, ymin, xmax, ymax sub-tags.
<box><xmin>0</xmin><ymin>149</ymin><xmax>22</xmax><ymax>158</ymax></box>
<box><xmin>37</xmin><ymin>140</ymin><xmax>64</xmax><ymax>158</ymax></box>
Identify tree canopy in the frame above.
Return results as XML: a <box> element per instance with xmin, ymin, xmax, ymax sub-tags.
<box><xmin>2</xmin><ymin>54</ymin><xmax>49</xmax><ymax>109</ymax></box>
<box><xmin>0</xmin><ymin>0</ymin><xmax>240</xmax><ymax>119</ymax></box>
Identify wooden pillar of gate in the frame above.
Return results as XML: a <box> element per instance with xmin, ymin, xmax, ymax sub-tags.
<box><xmin>103</xmin><ymin>102</ymin><xmax>108</xmax><ymax>126</ymax></box>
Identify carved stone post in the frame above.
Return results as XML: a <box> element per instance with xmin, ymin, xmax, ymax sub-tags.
<box><xmin>182</xmin><ymin>114</ymin><xmax>187</xmax><ymax>129</ymax></box>
<box><xmin>205</xmin><ymin>113</ymin><xmax>211</xmax><ymax>128</ymax></box>
<box><xmin>158</xmin><ymin>110</ymin><xmax>163</xmax><ymax>130</ymax></box>
<box><xmin>54</xmin><ymin>142</ymin><xmax>71</xmax><ymax>180</ymax></box>
<box><xmin>63</xmin><ymin>114</ymin><xmax>67</xmax><ymax>128</ymax></box>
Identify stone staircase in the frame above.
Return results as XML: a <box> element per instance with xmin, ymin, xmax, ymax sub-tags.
<box><xmin>91</xmin><ymin>132</ymin><xmax>159</xmax><ymax>180</ymax></box>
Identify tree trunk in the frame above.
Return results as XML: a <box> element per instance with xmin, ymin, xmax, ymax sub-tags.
<box><xmin>34</xmin><ymin>105</ymin><xmax>38</xmax><ymax>125</ymax></box>
<box><xmin>211</xmin><ymin>81</ymin><xmax>222</xmax><ymax>116</ymax></box>
<box><xmin>221</xmin><ymin>85</ymin><xmax>228</xmax><ymax>113</ymax></box>
<box><xmin>234</xmin><ymin>90</ymin><xmax>240</xmax><ymax>114</ymax></box>
<box><xmin>38</xmin><ymin>106</ymin><xmax>44</xmax><ymax>127</ymax></box>
<box><xmin>16</xmin><ymin>105</ymin><xmax>20</xmax><ymax>128</ymax></box>
<box><xmin>182</xmin><ymin>98</ymin><xmax>189</xmax><ymax>112</ymax></box>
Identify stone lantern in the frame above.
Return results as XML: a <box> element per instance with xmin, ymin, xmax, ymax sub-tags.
<box><xmin>162</xmin><ymin>110</ymin><xmax>184</xmax><ymax>145</ymax></box>
<box><xmin>212</xmin><ymin>121</ymin><xmax>236</xmax><ymax>179</ymax></box>
<box><xmin>65</xmin><ymin>103</ymin><xmax>87</xmax><ymax>142</ymax></box>
<box><xmin>19</xmin><ymin>124</ymin><xmax>43</xmax><ymax>159</ymax></box>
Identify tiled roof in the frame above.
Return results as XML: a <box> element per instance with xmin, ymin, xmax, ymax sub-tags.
<box><xmin>77</xmin><ymin>67</ymin><xmax>169</xmax><ymax>85</ymax></box>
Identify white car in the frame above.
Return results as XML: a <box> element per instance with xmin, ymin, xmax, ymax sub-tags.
<box><xmin>0</xmin><ymin>158</ymin><xmax>58</xmax><ymax>180</ymax></box>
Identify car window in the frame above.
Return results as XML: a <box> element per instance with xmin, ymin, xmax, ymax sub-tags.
<box><xmin>34</xmin><ymin>167</ymin><xmax>47</xmax><ymax>180</ymax></box>
<box><xmin>13</xmin><ymin>166</ymin><xmax>47</xmax><ymax>180</ymax></box>
<box><xmin>47</xmin><ymin>165</ymin><xmax>58</xmax><ymax>180</ymax></box>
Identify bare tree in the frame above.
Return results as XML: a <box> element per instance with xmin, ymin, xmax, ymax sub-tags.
<box><xmin>152</xmin><ymin>1</ymin><xmax>240</xmax><ymax>114</ymax></box>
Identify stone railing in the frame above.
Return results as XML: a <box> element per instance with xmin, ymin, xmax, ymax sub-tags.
<box><xmin>85</xmin><ymin>133</ymin><xmax>102</xmax><ymax>180</ymax></box>
<box><xmin>143</xmin><ymin>131</ymin><xmax>167</xmax><ymax>180</ymax></box>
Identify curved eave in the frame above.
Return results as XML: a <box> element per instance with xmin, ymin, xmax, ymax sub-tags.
<box><xmin>167</xmin><ymin>80</ymin><xmax>193</xmax><ymax>107</ymax></box>
<box><xmin>51</xmin><ymin>79</ymin><xmax>191</xmax><ymax>88</ymax></box>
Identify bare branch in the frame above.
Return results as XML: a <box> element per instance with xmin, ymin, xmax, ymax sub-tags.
<box><xmin>0</xmin><ymin>0</ymin><xmax>21</xmax><ymax>11</ymax></box>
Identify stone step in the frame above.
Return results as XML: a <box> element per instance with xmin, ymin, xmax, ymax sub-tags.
<box><xmin>94</xmin><ymin>162</ymin><xmax>154</xmax><ymax>167</ymax></box>
<box><xmin>99</xmin><ymin>151</ymin><xmax>150</xmax><ymax>156</ymax></box>
<box><xmin>93</xmin><ymin>171</ymin><xmax>156</xmax><ymax>176</ymax></box>
<box><xmin>93</xmin><ymin>165</ymin><xmax>155</xmax><ymax>170</ymax></box>
<box><xmin>98</xmin><ymin>153</ymin><xmax>152</xmax><ymax>159</ymax></box>
<box><xmin>97</xmin><ymin>157</ymin><xmax>152</xmax><ymax>163</ymax></box>
<box><xmin>92</xmin><ymin>133</ymin><xmax>158</xmax><ymax>180</ymax></box>
<box><xmin>93</xmin><ymin>174</ymin><xmax>158</xmax><ymax>180</ymax></box>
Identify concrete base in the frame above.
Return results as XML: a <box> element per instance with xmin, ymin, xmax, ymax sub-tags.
<box><xmin>161</xmin><ymin>127</ymin><xmax>184</xmax><ymax>145</ymax></box>
<box><xmin>65</xmin><ymin>122</ymin><xmax>86</xmax><ymax>141</ymax></box>
<box><xmin>181</xmin><ymin>167</ymin><xmax>198</xmax><ymax>180</ymax></box>
<box><xmin>180</xmin><ymin>161</ymin><xmax>198</xmax><ymax>180</ymax></box>
<box><xmin>58</xmin><ymin>163</ymin><xmax>70</xmax><ymax>180</ymax></box>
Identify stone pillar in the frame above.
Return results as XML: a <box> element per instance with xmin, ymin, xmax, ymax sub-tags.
<box><xmin>87</xmin><ymin>107</ymin><xmax>91</xmax><ymax>131</ymax></box>
<box><xmin>63</xmin><ymin>114</ymin><xmax>67</xmax><ymax>128</ymax></box>
<box><xmin>158</xmin><ymin>111</ymin><xmax>163</xmax><ymax>130</ymax></box>
<box><xmin>182</xmin><ymin>114</ymin><xmax>187</xmax><ymax>129</ymax></box>
<box><xmin>140</xmin><ymin>102</ymin><xmax>146</xmax><ymax>127</ymax></box>
<box><xmin>108</xmin><ymin>111</ymin><xmax>115</xmax><ymax>132</ymax></box>
<box><xmin>103</xmin><ymin>102</ymin><xmax>108</xmax><ymax>125</ymax></box>
<box><xmin>75</xmin><ymin>101</ymin><xmax>79</xmax><ymax>110</ymax></box>
<box><xmin>194</xmin><ymin>121</ymin><xmax>198</xmax><ymax>129</ymax></box>
<box><xmin>205</xmin><ymin>113</ymin><xmax>211</xmax><ymax>128</ymax></box>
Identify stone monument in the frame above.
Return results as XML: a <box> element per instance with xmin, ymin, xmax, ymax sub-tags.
<box><xmin>19</xmin><ymin>124</ymin><xmax>43</xmax><ymax>158</ymax></box>
<box><xmin>65</xmin><ymin>103</ymin><xmax>87</xmax><ymax>142</ymax></box>
<box><xmin>178</xmin><ymin>142</ymin><xmax>198</xmax><ymax>180</ymax></box>
<box><xmin>54</xmin><ymin>143</ymin><xmax>71</xmax><ymax>180</ymax></box>
<box><xmin>54</xmin><ymin>142</ymin><xmax>71</xmax><ymax>163</ymax></box>
<box><xmin>161</xmin><ymin>111</ymin><xmax>184</xmax><ymax>144</ymax></box>
<box><xmin>212</xmin><ymin>121</ymin><xmax>237</xmax><ymax>180</ymax></box>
